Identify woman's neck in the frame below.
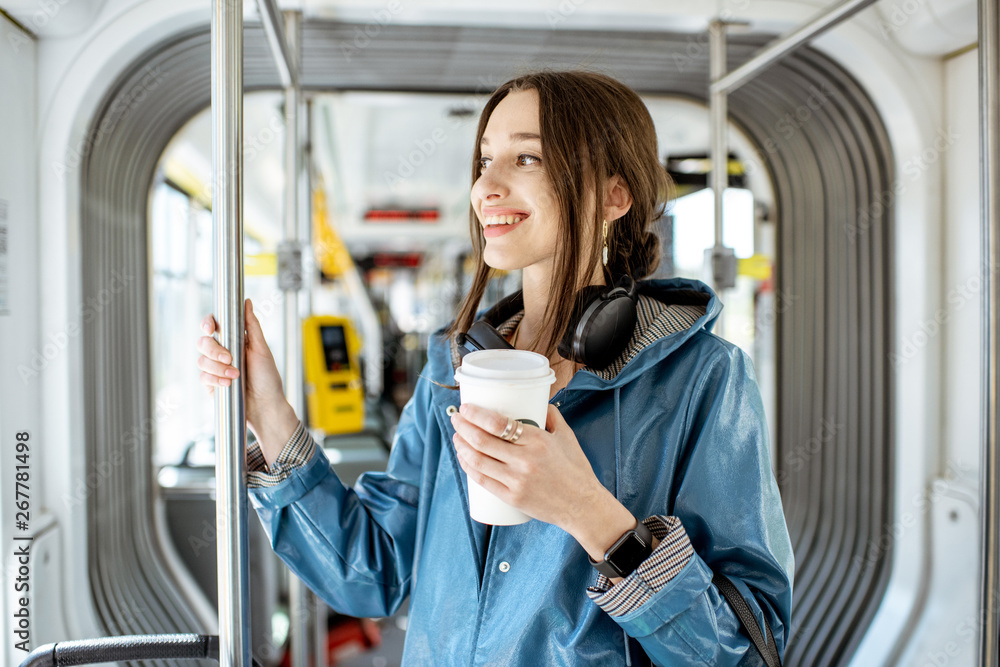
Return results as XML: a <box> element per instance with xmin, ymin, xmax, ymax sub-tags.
<box><xmin>517</xmin><ymin>262</ymin><xmax>605</xmax><ymax>362</ymax></box>
<box><xmin>516</xmin><ymin>266</ymin><xmax>551</xmax><ymax>349</ymax></box>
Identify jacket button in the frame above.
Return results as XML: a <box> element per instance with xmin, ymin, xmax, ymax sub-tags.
<box><xmin>498</xmin><ymin>561</ymin><xmax>510</xmax><ymax>573</ymax></box>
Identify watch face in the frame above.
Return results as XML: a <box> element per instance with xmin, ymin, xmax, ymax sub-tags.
<box><xmin>610</xmin><ymin>533</ymin><xmax>651</xmax><ymax>575</ymax></box>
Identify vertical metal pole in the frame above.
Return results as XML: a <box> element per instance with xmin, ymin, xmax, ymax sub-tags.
<box><xmin>282</xmin><ymin>11</ymin><xmax>303</xmax><ymax>446</ymax></box>
<box><xmin>278</xmin><ymin>10</ymin><xmax>316</xmax><ymax>667</ymax></box>
<box><xmin>708</xmin><ymin>18</ymin><xmax>735</xmax><ymax>338</ymax></box>
<box><xmin>289</xmin><ymin>586</ymin><xmax>312</xmax><ymax>667</ymax></box>
<box><xmin>314</xmin><ymin>594</ymin><xmax>328</xmax><ymax>667</ymax></box>
<box><xmin>304</xmin><ymin>97</ymin><xmax>314</xmax><ymax>317</ymax></box>
<box><xmin>710</xmin><ymin>18</ymin><xmax>727</xmax><ymax>259</ymax></box>
<box><xmin>981</xmin><ymin>0</ymin><xmax>1000</xmax><ymax>663</ymax></box>
<box><xmin>211</xmin><ymin>0</ymin><xmax>250</xmax><ymax>664</ymax></box>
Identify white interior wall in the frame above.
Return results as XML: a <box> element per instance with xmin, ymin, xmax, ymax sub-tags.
<box><xmin>0</xmin><ymin>12</ymin><xmax>54</xmax><ymax>664</ymax></box>
<box><xmin>892</xmin><ymin>46</ymin><xmax>983</xmax><ymax>667</ymax></box>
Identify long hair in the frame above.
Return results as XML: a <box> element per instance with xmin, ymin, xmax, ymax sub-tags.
<box><xmin>446</xmin><ymin>70</ymin><xmax>672</xmax><ymax>358</ymax></box>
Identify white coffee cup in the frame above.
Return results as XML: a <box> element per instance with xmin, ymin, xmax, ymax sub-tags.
<box><xmin>454</xmin><ymin>349</ymin><xmax>557</xmax><ymax>525</ymax></box>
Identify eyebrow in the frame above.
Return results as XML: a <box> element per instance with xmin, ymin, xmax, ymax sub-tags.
<box><xmin>480</xmin><ymin>132</ymin><xmax>542</xmax><ymax>146</ymax></box>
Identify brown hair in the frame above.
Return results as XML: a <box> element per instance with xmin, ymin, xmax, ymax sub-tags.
<box><xmin>446</xmin><ymin>70</ymin><xmax>672</xmax><ymax>358</ymax></box>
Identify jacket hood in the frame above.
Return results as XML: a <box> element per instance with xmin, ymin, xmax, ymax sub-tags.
<box><xmin>445</xmin><ymin>277</ymin><xmax>725</xmax><ymax>390</ymax></box>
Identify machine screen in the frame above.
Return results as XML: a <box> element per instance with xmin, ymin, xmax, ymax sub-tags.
<box><xmin>320</xmin><ymin>325</ymin><xmax>349</xmax><ymax>371</ymax></box>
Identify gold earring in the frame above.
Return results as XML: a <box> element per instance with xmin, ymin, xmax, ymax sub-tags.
<box><xmin>602</xmin><ymin>220</ymin><xmax>609</xmax><ymax>266</ymax></box>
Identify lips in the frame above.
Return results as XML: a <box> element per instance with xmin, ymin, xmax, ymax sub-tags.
<box><xmin>481</xmin><ymin>206</ymin><xmax>529</xmax><ymax>236</ymax></box>
<box><xmin>483</xmin><ymin>214</ymin><xmax>527</xmax><ymax>226</ymax></box>
<box><xmin>482</xmin><ymin>206</ymin><xmax>530</xmax><ymax>217</ymax></box>
<box><xmin>482</xmin><ymin>213</ymin><xmax>527</xmax><ymax>238</ymax></box>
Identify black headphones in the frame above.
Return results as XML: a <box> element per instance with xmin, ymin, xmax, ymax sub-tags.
<box><xmin>457</xmin><ymin>275</ymin><xmax>639</xmax><ymax>370</ymax></box>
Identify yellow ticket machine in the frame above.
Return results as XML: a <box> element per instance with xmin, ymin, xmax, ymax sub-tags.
<box><xmin>303</xmin><ymin>316</ymin><xmax>365</xmax><ymax>435</ymax></box>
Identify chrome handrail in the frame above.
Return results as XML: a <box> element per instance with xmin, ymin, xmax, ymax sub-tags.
<box><xmin>211</xmin><ymin>0</ymin><xmax>251</xmax><ymax>662</ymax></box>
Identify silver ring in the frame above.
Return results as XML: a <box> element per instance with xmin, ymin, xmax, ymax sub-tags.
<box><xmin>499</xmin><ymin>418</ymin><xmax>516</xmax><ymax>441</ymax></box>
<box><xmin>508</xmin><ymin>422</ymin><xmax>524</xmax><ymax>443</ymax></box>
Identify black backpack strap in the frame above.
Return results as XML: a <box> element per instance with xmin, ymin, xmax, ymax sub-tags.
<box><xmin>713</xmin><ymin>573</ymin><xmax>782</xmax><ymax>667</ymax></box>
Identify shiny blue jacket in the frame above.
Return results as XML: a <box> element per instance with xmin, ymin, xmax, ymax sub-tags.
<box><xmin>249</xmin><ymin>278</ymin><xmax>794</xmax><ymax>665</ymax></box>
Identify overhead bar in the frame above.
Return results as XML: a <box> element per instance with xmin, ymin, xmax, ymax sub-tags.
<box><xmin>211</xmin><ymin>0</ymin><xmax>251</xmax><ymax>662</ymax></box>
<box><xmin>710</xmin><ymin>0</ymin><xmax>878</xmax><ymax>95</ymax></box>
<box><xmin>980</xmin><ymin>0</ymin><xmax>1000</xmax><ymax>663</ymax></box>
<box><xmin>254</xmin><ymin>0</ymin><xmax>297</xmax><ymax>88</ymax></box>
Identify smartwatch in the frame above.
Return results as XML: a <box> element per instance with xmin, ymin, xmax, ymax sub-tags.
<box><xmin>589</xmin><ymin>520</ymin><xmax>654</xmax><ymax>578</ymax></box>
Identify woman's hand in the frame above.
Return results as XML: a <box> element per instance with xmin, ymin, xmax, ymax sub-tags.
<box><xmin>451</xmin><ymin>403</ymin><xmax>640</xmax><ymax>566</ymax></box>
<box><xmin>197</xmin><ymin>298</ymin><xmax>299</xmax><ymax>465</ymax></box>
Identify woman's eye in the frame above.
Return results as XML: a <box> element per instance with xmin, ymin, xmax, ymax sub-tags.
<box><xmin>517</xmin><ymin>154</ymin><xmax>541</xmax><ymax>166</ymax></box>
<box><xmin>478</xmin><ymin>157</ymin><xmax>491</xmax><ymax>172</ymax></box>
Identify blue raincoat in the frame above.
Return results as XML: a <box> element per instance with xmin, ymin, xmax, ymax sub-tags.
<box><xmin>249</xmin><ymin>278</ymin><xmax>794</xmax><ymax>665</ymax></box>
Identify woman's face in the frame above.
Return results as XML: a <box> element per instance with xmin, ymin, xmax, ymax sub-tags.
<box><xmin>471</xmin><ymin>89</ymin><xmax>561</xmax><ymax>274</ymax></box>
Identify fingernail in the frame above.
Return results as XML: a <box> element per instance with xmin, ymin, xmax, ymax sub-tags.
<box><xmin>226</xmin><ymin>369</ymin><xmax>238</xmax><ymax>378</ymax></box>
<box><xmin>218</xmin><ymin>353</ymin><xmax>231</xmax><ymax>363</ymax></box>
<box><xmin>459</xmin><ymin>404</ymin><xmax>468</xmax><ymax>415</ymax></box>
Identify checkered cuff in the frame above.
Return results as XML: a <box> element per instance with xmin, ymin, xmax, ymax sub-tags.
<box><xmin>586</xmin><ymin>515</ymin><xmax>694</xmax><ymax>618</ymax></box>
<box><xmin>247</xmin><ymin>421</ymin><xmax>317</xmax><ymax>488</ymax></box>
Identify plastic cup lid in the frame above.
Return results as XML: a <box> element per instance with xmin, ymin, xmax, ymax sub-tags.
<box><xmin>456</xmin><ymin>349</ymin><xmax>555</xmax><ymax>383</ymax></box>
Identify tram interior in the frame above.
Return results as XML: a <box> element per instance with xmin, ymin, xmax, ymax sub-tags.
<box><xmin>149</xmin><ymin>89</ymin><xmax>776</xmax><ymax>665</ymax></box>
<box><xmin>0</xmin><ymin>0</ymin><xmax>992</xmax><ymax>666</ymax></box>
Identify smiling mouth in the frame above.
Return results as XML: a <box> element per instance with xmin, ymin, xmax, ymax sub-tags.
<box><xmin>483</xmin><ymin>214</ymin><xmax>527</xmax><ymax>227</ymax></box>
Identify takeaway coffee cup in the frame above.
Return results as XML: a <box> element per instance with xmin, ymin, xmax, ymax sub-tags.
<box><xmin>454</xmin><ymin>349</ymin><xmax>557</xmax><ymax>525</ymax></box>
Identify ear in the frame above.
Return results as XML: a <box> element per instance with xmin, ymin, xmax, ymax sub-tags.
<box><xmin>603</xmin><ymin>175</ymin><xmax>633</xmax><ymax>222</ymax></box>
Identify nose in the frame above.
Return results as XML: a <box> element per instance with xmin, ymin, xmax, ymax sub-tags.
<box><xmin>471</xmin><ymin>161</ymin><xmax>510</xmax><ymax>204</ymax></box>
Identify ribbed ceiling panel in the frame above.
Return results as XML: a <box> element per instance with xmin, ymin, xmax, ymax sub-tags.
<box><xmin>80</xmin><ymin>22</ymin><xmax>893</xmax><ymax>666</ymax></box>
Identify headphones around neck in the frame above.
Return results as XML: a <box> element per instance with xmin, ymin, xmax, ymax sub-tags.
<box><xmin>457</xmin><ymin>275</ymin><xmax>639</xmax><ymax>370</ymax></box>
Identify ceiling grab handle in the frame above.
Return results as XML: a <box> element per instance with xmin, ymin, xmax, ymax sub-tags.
<box><xmin>211</xmin><ymin>0</ymin><xmax>251</xmax><ymax>663</ymax></box>
<box><xmin>980</xmin><ymin>0</ymin><xmax>1000</xmax><ymax>664</ymax></box>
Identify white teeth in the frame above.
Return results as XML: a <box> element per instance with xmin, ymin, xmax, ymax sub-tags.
<box><xmin>484</xmin><ymin>214</ymin><xmax>526</xmax><ymax>226</ymax></box>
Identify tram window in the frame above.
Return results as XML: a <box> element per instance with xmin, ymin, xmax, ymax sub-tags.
<box><xmin>671</xmin><ymin>187</ymin><xmax>755</xmax><ymax>271</ymax></box>
<box><xmin>667</xmin><ymin>186</ymin><xmax>761</xmax><ymax>362</ymax></box>
<box><xmin>149</xmin><ymin>92</ymin><xmax>288</xmax><ymax>466</ymax></box>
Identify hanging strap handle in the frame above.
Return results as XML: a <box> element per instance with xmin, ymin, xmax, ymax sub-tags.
<box><xmin>713</xmin><ymin>573</ymin><xmax>783</xmax><ymax>667</ymax></box>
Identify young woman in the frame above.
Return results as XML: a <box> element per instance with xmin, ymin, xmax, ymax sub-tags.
<box><xmin>198</xmin><ymin>71</ymin><xmax>793</xmax><ymax>665</ymax></box>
